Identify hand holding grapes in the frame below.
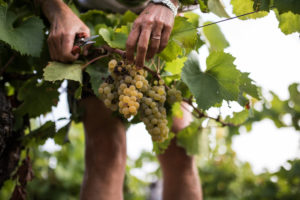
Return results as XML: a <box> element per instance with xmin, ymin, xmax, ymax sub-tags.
<box><xmin>126</xmin><ymin>3</ymin><xmax>175</xmax><ymax>68</ymax></box>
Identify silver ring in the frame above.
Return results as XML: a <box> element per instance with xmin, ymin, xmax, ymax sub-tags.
<box><xmin>152</xmin><ymin>36</ymin><xmax>161</xmax><ymax>40</ymax></box>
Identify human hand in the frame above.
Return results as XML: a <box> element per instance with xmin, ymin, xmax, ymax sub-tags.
<box><xmin>126</xmin><ymin>3</ymin><xmax>175</xmax><ymax>68</ymax></box>
<box><xmin>46</xmin><ymin>5</ymin><xmax>90</xmax><ymax>62</ymax></box>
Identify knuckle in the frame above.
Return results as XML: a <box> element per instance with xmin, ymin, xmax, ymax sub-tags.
<box><xmin>165</xmin><ymin>24</ymin><xmax>172</xmax><ymax>30</ymax></box>
<box><xmin>126</xmin><ymin>41</ymin><xmax>134</xmax><ymax>49</ymax></box>
<box><xmin>138</xmin><ymin>45</ymin><xmax>147</xmax><ymax>53</ymax></box>
<box><xmin>133</xmin><ymin>20</ymin><xmax>141</xmax><ymax>28</ymax></box>
<box><xmin>145</xmin><ymin>19</ymin><xmax>154</xmax><ymax>27</ymax></box>
<box><xmin>156</xmin><ymin>20</ymin><xmax>164</xmax><ymax>27</ymax></box>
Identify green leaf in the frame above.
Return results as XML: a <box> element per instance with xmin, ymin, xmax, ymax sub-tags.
<box><xmin>0</xmin><ymin>5</ymin><xmax>44</xmax><ymax>56</ymax></box>
<box><xmin>239</xmin><ymin>72</ymin><xmax>260</xmax><ymax>99</ymax></box>
<box><xmin>184</xmin><ymin>12</ymin><xmax>200</xmax><ymax>27</ymax></box>
<box><xmin>253</xmin><ymin>0</ymin><xmax>271</xmax><ymax>11</ymax></box>
<box><xmin>80</xmin><ymin>10</ymin><xmax>119</xmax><ymax>27</ymax></box>
<box><xmin>171</xmin><ymin>17</ymin><xmax>198</xmax><ymax>50</ymax></box>
<box><xmin>159</xmin><ymin>40</ymin><xmax>183</xmax><ymax>61</ymax></box>
<box><xmin>99</xmin><ymin>27</ymin><xmax>127</xmax><ymax>49</ymax></box>
<box><xmin>86</xmin><ymin>64</ymin><xmax>109</xmax><ymax>96</ymax></box>
<box><xmin>198</xmin><ymin>0</ymin><xmax>209</xmax><ymax>13</ymax></box>
<box><xmin>159</xmin><ymin>17</ymin><xmax>198</xmax><ymax>61</ymax></box>
<box><xmin>277</xmin><ymin>11</ymin><xmax>300</xmax><ymax>34</ymax></box>
<box><xmin>54</xmin><ymin>123</ymin><xmax>71</xmax><ymax>145</ymax></box>
<box><xmin>16</xmin><ymin>80</ymin><xmax>60</xmax><ymax>118</ymax></box>
<box><xmin>22</xmin><ymin>121</ymin><xmax>56</xmax><ymax>146</ymax></box>
<box><xmin>202</xmin><ymin>22</ymin><xmax>229</xmax><ymax>52</ymax></box>
<box><xmin>208</xmin><ymin>0</ymin><xmax>230</xmax><ymax>18</ymax></box>
<box><xmin>181</xmin><ymin>51</ymin><xmax>242</xmax><ymax>110</ymax></box>
<box><xmin>288</xmin><ymin>83</ymin><xmax>300</xmax><ymax>112</ymax></box>
<box><xmin>172</xmin><ymin>102</ymin><xmax>183</xmax><ymax>118</ymax></box>
<box><xmin>152</xmin><ymin>132</ymin><xmax>175</xmax><ymax>154</ymax></box>
<box><xmin>225</xmin><ymin>110</ymin><xmax>249</xmax><ymax>125</ymax></box>
<box><xmin>120</xmin><ymin>10</ymin><xmax>137</xmax><ymax>25</ymax></box>
<box><xmin>274</xmin><ymin>0</ymin><xmax>300</xmax><ymax>15</ymax></box>
<box><xmin>176</xmin><ymin>121</ymin><xmax>202</xmax><ymax>156</ymax></box>
<box><xmin>43</xmin><ymin>62</ymin><xmax>83</xmax><ymax>84</ymax></box>
<box><xmin>165</xmin><ymin>57</ymin><xmax>187</xmax><ymax>75</ymax></box>
<box><xmin>231</xmin><ymin>0</ymin><xmax>268</xmax><ymax>20</ymax></box>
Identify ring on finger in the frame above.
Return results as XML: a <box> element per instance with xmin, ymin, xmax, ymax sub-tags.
<box><xmin>152</xmin><ymin>35</ymin><xmax>161</xmax><ymax>40</ymax></box>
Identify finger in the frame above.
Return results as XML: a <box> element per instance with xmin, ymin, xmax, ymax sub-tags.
<box><xmin>47</xmin><ymin>36</ymin><xmax>58</xmax><ymax>61</ymax></box>
<box><xmin>158</xmin><ymin>25</ymin><xmax>172</xmax><ymax>53</ymax></box>
<box><xmin>136</xmin><ymin>24</ymin><xmax>152</xmax><ymax>68</ymax></box>
<box><xmin>83</xmin><ymin>43</ymin><xmax>93</xmax><ymax>56</ymax></box>
<box><xmin>146</xmin><ymin>22</ymin><xmax>164</xmax><ymax>60</ymax></box>
<box><xmin>60</xmin><ymin>33</ymin><xmax>78</xmax><ymax>62</ymax></box>
<box><xmin>126</xmin><ymin>23</ymin><xmax>141</xmax><ymax>63</ymax></box>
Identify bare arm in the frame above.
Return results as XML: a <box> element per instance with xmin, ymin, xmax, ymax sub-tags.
<box><xmin>126</xmin><ymin>0</ymin><xmax>179</xmax><ymax>68</ymax></box>
<box><xmin>39</xmin><ymin>0</ymin><xmax>90</xmax><ymax>62</ymax></box>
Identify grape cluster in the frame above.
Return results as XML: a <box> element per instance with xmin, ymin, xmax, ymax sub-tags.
<box><xmin>99</xmin><ymin>59</ymin><xmax>148</xmax><ymax>119</ymax></box>
<box><xmin>167</xmin><ymin>87</ymin><xmax>182</xmax><ymax>104</ymax></box>
<box><xmin>98</xmin><ymin>59</ymin><xmax>181</xmax><ymax>142</ymax></box>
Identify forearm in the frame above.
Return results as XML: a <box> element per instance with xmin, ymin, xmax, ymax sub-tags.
<box><xmin>38</xmin><ymin>0</ymin><xmax>69</xmax><ymax>22</ymax></box>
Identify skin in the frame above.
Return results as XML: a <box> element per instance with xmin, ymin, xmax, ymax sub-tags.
<box><xmin>39</xmin><ymin>0</ymin><xmax>202</xmax><ymax>199</ymax></box>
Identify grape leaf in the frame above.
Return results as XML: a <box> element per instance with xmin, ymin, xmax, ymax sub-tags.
<box><xmin>181</xmin><ymin>51</ymin><xmax>242</xmax><ymax>110</ymax></box>
<box><xmin>43</xmin><ymin>62</ymin><xmax>83</xmax><ymax>84</ymax></box>
<box><xmin>99</xmin><ymin>27</ymin><xmax>127</xmax><ymax>49</ymax></box>
<box><xmin>22</xmin><ymin>121</ymin><xmax>56</xmax><ymax>146</ymax></box>
<box><xmin>159</xmin><ymin>40</ymin><xmax>183</xmax><ymax>61</ymax></box>
<box><xmin>86</xmin><ymin>65</ymin><xmax>109</xmax><ymax>96</ymax></box>
<box><xmin>208</xmin><ymin>0</ymin><xmax>230</xmax><ymax>18</ymax></box>
<box><xmin>277</xmin><ymin>11</ymin><xmax>300</xmax><ymax>34</ymax></box>
<box><xmin>0</xmin><ymin>5</ymin><xmax>44</xmax><ymax>56</ymax></box>
<box><xmin>165</xmin><ymin>57</ymin><xmax>187</xmax><ymax>75</ymax></box>
<box><xmin>274</xmin><ymin>0</ymin><xmax>300</xmax><ymax>15</ymax></box>
<box><xmin>170</xmin><ymin>17</ymin><xmax>198</xmax><ymax>51</ymax></box>
<box><xmin>184</xmin><ymin>12</ymin><xmax>200</xmax><ymax>27</ymax></box>
<box><xmin>120</xmin><ymin>10</ymin><xmax>137</xmax><ymax>25</ymax></box>
<box><xmin>16</xmin><ymin>80</ymin><xmax>60</xmax><ymax>118</ymax></box>
<box><xmin>202</xmin><ymin>22</ymin><xmax>229</xmax><ymax>52</ymax></box>
<box><xmin>231</xmin><ymin>0</ymin><xmax>268</xmax><ymax>20</ymax></box>
<box><xmin>288</xmin><ymin>83</ymin><xmax>300</xmax><ymax>112</ymax></box>
<box><xmin>253</xmin><ymin>0</ymin><xmax>271</xmax><ymax>11</ymax></box>
<box><xmin>225</xmin><ymin>110</ymin><xmax>249</xmax><ymax>125</ymax></box>
<box><xmin>239</xmin><ymin>72</ymin><xmax>260</xmax><ymax>99</ymax></box>
<box><xmin>176</xmin><ymin>121</ymin><xmax>202</xmax><ymax>156</ymax></box>
<box><xmin>80</xmin><ymin>10</ymin><xmax>119</xmax><ymax>27</ymax></box>
<box><xmin>159</xmin><ymin>17</ymin><xmax>198</xmax><ymax>61</ymax></box>
<box><xmin>198</xmin><ymin>0</ymin><xmax>209</xmax><ymax>13</ymax></box>
<box><xmin>172</xmin><ymin>102</ymin><xmax>183</xmax><ymax>118</ymax></box>
<box><xmin>54</xmin><ymin>122</ymin><xmax>71</xmax><ymax>145</ymax></box>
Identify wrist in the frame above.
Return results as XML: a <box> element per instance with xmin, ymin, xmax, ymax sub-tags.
<box><xmin>151</xmin><ymin>0</ymin><xmax>179</xmax><ymax>17</ymax></box>
<box><xmin>40</xmin><ymin>0</ymin><xmax>69</xmax><ymax>22</ymax></box>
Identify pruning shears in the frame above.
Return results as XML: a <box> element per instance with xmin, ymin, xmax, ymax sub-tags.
<box><xmin>71</xmin><ymin>33</ymin><xmax>99</xmax><ymax>55</ymax></box>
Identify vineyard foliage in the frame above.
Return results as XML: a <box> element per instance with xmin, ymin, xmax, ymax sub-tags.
<box><xmin>0</xmin><ymin>0</ymin><xmax>300</xmax><ymax>199</ymax></box>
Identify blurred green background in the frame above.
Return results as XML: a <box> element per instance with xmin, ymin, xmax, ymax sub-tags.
<box><xmin>1</xmin><ymin>123</ymin><xmax>299</xmax><ymax>200</ymax></box>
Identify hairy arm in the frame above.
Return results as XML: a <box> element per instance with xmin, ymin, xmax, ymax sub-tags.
<box><xmin>126</xmin><ymin>0</ymin><xmax>179</xmax><ymax>68</ymax></box>
<box><xmin>38</xmin><ymin>0</ymin><xmax>90</xmax><ymax>62</ymax></box>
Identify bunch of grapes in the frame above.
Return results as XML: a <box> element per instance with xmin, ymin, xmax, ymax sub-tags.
<box><xmin>98</xmin><ymin>59</ymin><xmax>181</xmax><ymax>142</ymax></box>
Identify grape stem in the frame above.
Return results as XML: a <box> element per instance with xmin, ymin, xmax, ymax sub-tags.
<box><xmin>182</xmin><ymin>98</ymin><xmax>236</xmax><ymax>127</ymax></box>
<box><xmin>81</xmin><ymin>54</ymin><xmax>109</xmax><ymax>70</ymax></box>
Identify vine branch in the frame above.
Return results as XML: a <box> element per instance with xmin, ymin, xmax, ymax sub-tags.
<box><xmin>182</xmin><ymin>98</ymin><xmax>236</xmax><ymax>127</ymax></box>
<box><xmin>0</xmin><ymin>54</ymin><xmax>16</xmax><ymax>76</ymax></box>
